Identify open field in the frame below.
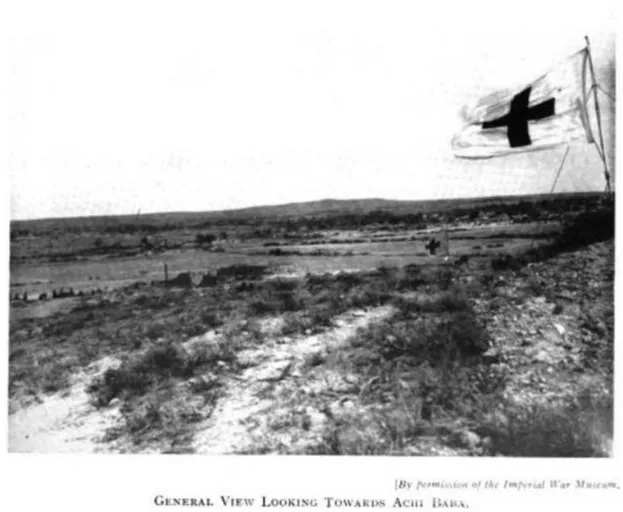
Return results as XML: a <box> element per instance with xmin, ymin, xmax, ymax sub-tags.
<box><xmin>8</xmin><ymin>192</ymin><xmax>614</xmax><ymax>455</ymax></box>
<box><xmin>10</xmin><ymin>221</ymin><xmax>556</xmax><ymax>299</ymax></box>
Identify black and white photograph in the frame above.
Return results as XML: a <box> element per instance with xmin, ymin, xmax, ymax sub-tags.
<box><xmin>6</xmin><ymin>0</ymin><xmax>616</xmax><ymax>464</ymax></box>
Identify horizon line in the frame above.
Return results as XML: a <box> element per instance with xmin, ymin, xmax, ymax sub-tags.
<box><xmin>10</xmin><ymin>189</ymin><xmax>607</xmax><ymax>223</ymax></box>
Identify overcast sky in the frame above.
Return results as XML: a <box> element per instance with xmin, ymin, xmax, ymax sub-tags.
<box><xmin>8</xmin><ymin>0</ymin><xmax>616</xmax><ymax>220</ymax></box>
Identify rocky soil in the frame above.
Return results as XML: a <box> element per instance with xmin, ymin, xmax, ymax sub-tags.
<box><xmin>8</xmin><ymin>239</ymin><xmax>614</xmax><ymax>455</ymax></box>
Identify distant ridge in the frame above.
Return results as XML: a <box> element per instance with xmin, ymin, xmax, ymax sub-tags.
<box><xmin>11</xmin><ymin>191</ymin><xmax>604</xmax><ymax>230</ymax></box>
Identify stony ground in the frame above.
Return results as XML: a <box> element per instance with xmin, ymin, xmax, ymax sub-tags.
<box><xmin>8</xmin><ymin>239</ymin><xmax>614</xmax><ymax>455</ymax></box>
<box><xmin>191</xmin><ymin>307</ymin><xmax>394</xmax><ymax>454</ymax></box>
<box><xmin>469</xmin><ymin>240</ymin><xmax>614</xmax><ymax>455</ymax></box>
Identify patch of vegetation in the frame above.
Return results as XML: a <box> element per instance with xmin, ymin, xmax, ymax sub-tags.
<box><xmin>392</xmin><ymin>289</ymin><xmax>471</xmax><ymax>316</ymax></box>
<box><xmin>196</xmin><ymin>233</ymin><xmax>217</xmax><ymax>246</ymax></box>
<box><xmin>478</xmin><ymin>385</ymin><xmax>613</xmax><ymax>457</ymax></box>
<box><xmin>9</xmin><ymin>266</ymin><xmax>434</xmax><ymax>404</ymax></box>
<box><xmin>216</xmin><ymin>264</ymin><xmax>268</xmax><ymax>281</ymax></box>
<box><xmin>489</xmin><ymin>205</ymin><xmax>614</xmax><ymax>272</ymax></box>
<box><xmin>554</xmin><ymin>207</ymin><xmax>615</xmax><ymax>252</ymax></box>
<box><xmin>309</xmin><ymin>393</ymin><xmax>429</xmax><ymax>455</ymax></box>
<box><xmin>89</xmin><ymin>344</ymin><xmax>189</xmax><ymax>405</ymax></box>
<box><xmin>491</xmin><ymin>254</ymin><xmax>522</xmax><ymax>271</ymax></box>
<box><xmin>89</xmin><ymin>339</ymin><xmax>238</xmax><ymax>407</ymax></box>
<box><xmin>105</xmin><ymin>392</ymin><xmax>210</xmax><ymax>452</ymax></box>
<box><xmin>304</xmin><ymin>290</ymin><xmax>493</xmax><ymax>454</ymax></box>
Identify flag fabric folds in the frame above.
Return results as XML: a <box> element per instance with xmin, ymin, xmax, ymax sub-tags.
<box><xmin>452</xmin><ymin>49</ymin><xmax>593</xmax><ymax>159</ymax></box>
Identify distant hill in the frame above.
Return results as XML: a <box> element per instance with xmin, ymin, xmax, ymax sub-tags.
<box><xmin>10</xmin><ymin>191</ymin><xmax>604</xmax><ymax>236</ymax></box>
<box><xmin>217</xmin><ymin>192</ymin><xmax>601</xmax><ymax>219</ymax></box>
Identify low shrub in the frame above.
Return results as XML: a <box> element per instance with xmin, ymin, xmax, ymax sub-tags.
<box><xmin>491</xmin><ymin>254</ymin><xmax>521</xmax><ymax>271</ymax></box>
<box><xmin>393</xmin><ymin>290</ymin><xmax>470</xmax><ymax>316</ymax></box>
<box><xmin>479</xmin><ymin>392</ymin><xmax>613</xmax><ymax>457</ymax></box>
<box><xmin>89</xmin><ymin>342</ymin><xmax>221</xmax><ymax>406</ymax></box>
<box><xmin>355</xmin><ymin>308</ymin><xmax>488</xmax><ymax>365</ymax></box>
<box><xmin>216</xmin><ymin>264</ymin><xmax>267</xmax><ymax>281</ymax></box>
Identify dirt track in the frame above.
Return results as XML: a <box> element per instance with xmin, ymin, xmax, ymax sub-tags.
<box><xmin>9</xmin><ymin>307</ymin><xmax>393</xmax><ymax>454</ymax></box>
<box><xmin>191</xmin><ymin>306</ymin><xmax>393</xmax><ymax>454</ymax></box>
<box><xmin>9</xmin><ymin>356</ymin><xmax>122</xmax><ymax>453</ymax></box>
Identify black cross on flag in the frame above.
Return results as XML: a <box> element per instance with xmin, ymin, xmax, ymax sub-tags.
<box><xmin>452</xmin><ymin>49</ymin><xmax>591</xmax><ymax>159</ymax></box>
<box><xmin>482</xmin><ymin>86</ymin><xmax>555</xmax><ymax>148</ymax></box>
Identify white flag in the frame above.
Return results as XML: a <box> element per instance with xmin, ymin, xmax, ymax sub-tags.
<box><xmin>452</xmin><ymin>49</ymin><xmax>593</xmax><ymax>159</ymax></box>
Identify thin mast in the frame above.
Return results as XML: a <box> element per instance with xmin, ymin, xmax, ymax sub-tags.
<box><xmin>585</xmin><ymin>36</ymin><xmax>612</xmax><ymax>193</ymax></box>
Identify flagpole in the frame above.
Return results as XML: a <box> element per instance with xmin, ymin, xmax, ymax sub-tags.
<box><xmin>585</xmin><ymin>36</ymin><xmax>612</xmax><ymax>194</ymax></box>
<box><xmin>531</xmin><ymin>145</ymin><xmax>571</xmax><ymax>249</ymax></box>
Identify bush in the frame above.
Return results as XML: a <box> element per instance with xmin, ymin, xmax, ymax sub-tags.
<box><xmin>480</xmin><ymin>394</ymin><xmax>613</xmax><ymax>457</ymax></box>
<box><xmin>356</xmin><ymin>308</ymin><xmax>488</xmax><ymax>365</ymax></box>
<box><xmin>393</xmin><ymin>290</ymin><xmax>470</xmax><ymax>316</ymax></box>
<box><xmin>246</xmin><ymin>288</ymin><xmax>305</xmax><ymax>316</ymax></box>
<box><xmin>305</xmin><ymin>273</ymin><xmax>335</xmax><ymax>289</ymax></box>
<box><xmin>90</xmin><ymin>366</ymin><xmax>152</xmax><ymax>405</ymax></box>
<box><xmin>145</xmin><ymin>322</ymin><xmax>167</xmax><ymax>340</ymax></box>
<box><xmin>265</xmin><ymin>278</ymin><xmax>300</xmax><ymax>292</ymax></box>
<box><xmin>526</xmin><ymin>275</ymin><xmax>543</xmax><ymax>296</ymax></box>
<box><xmin>279</xmin><ymin>313</ymin><xmax>314</xmax><ymax>335</ymax></box>
<box><xmin>491</xmin><ymin>254</ymin><xmax>521</xmax><ymax>271</ymax></box>
<box><xmin>556</xmin><ymin>207</ymin><xmax>614</xmax><ymax>251</ymax></box>
<box><xmin>196</xmin><ymin>233</ymin><xmax>216</xmax><ymax>245</ymax></box>
<box><xmin>89</xmin><ymin>343</ymin><xmax>203</xmax><ymax>405</ymax></box>
<box><xmin>395</xmin><ymin>265</ymin><xmax>425</xmax><ymax>291</ymax></box>
<box><xmin>216</xmin><ymin>264</ymin><xmax>267</xmax><ymax>281</ymax></box>
<box><xmin>307</xmin><ymin>304</ymin><xmax>337</xmax><ymax>329</ymax></box>
<box><xmin>201</xmin><ymin>311</ymin><xmax>223</xmax><ymax>328</ymax></box>
<box><xmin>345</xmin><ymin>284</ymin><xmax>392</xmax><ymax>309</ymax></box>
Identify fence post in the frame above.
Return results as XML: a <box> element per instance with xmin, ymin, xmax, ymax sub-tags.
<box><xmin>164</xmin><ymin>263</ymin><xmax>169</xmax><ymax>284</ymax></box>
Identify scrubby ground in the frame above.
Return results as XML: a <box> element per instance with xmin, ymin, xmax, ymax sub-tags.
<box><xmin>9</xmin><ymin>356</ymin><xmax>122</xmax><ymax>453</ymax></box>
<box><xmin>8</xmin><ymin>210</ymin><xmax>614</xmax><ymax>456</ymax></box>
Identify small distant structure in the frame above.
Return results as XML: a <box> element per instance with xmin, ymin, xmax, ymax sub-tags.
<box><xmin>164</xmin><ymin>270</ymin><xmax>219</xmax><ymax>289</ymax></box>
<box><xmin>167</xmin><ymin>271</ymin><xmax>204</xmax><ymax>288</ymax></box>
<box><xmin>425</xmin><ymin>238</ymin><xmax>441</xmax><ymax>255</ymax></box>
<box><xmin>56</xmin><ymin>287</ymin><xmax>76</xmax><ymax>298</ymax></box>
